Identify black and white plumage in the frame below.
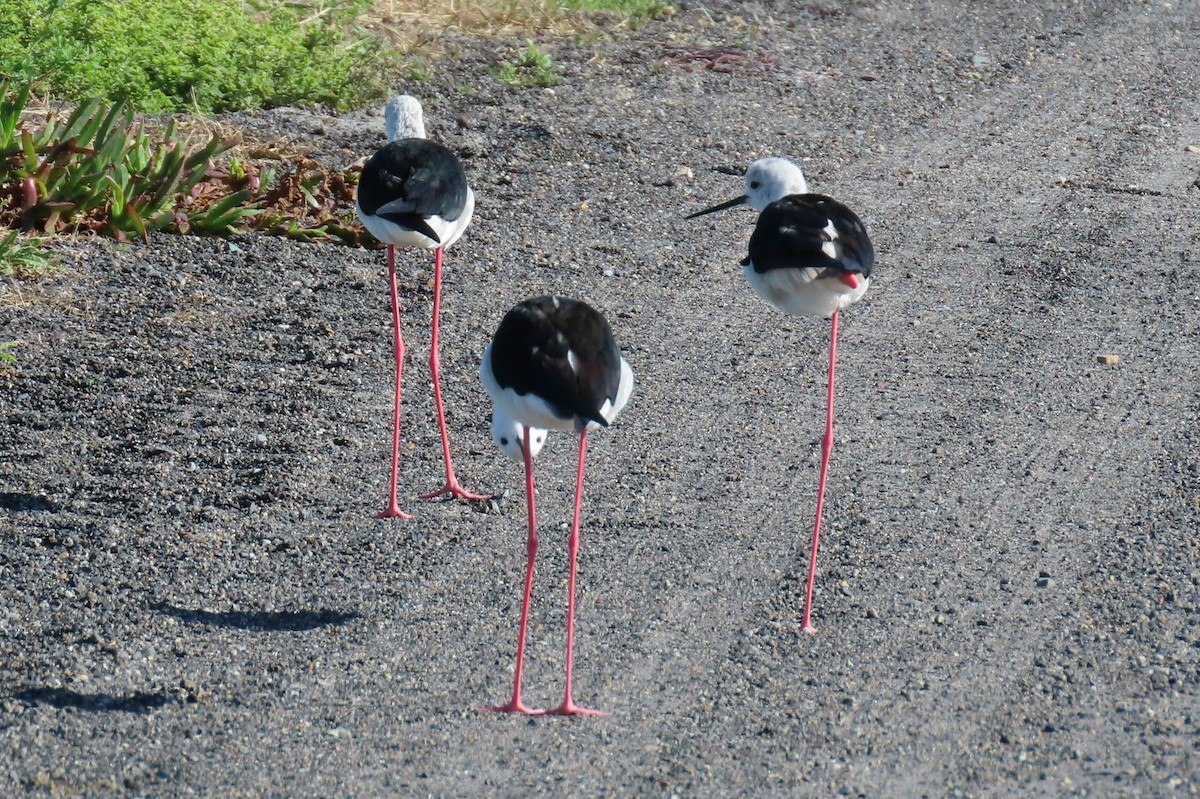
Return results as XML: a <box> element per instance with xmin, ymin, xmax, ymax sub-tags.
<box><xmin>479</xmin><ymin>296</ymin><xmax>634</xmax><ymax>716</ymax></box>
<box><xmin>689</xmin><ymin>158</ymin><xmax>873</xmax><ymax>317</ymax></box>
<box><xmin>356</xmin><ymin>95</ymin><xmax>474</xmax><ymax>251</ymax></box>
<box><xmin>481</xmin><ymin>296</ymin><xmax>634</xmax><ymax>435</ymax></box>
<box><xmin>742</xmin><ymin>193</ymin><xmax>875</xmax><ymax>318</ymax></box>
<box><xmin>355</xmin><ymin>95</ymin><xmax>484</xmax><ymax>518</ymax></box>
<box><xmin>688</xmin><ymin>156</ymin><xmax>876</xmax><ymax>633</ymax></box>
<box><xmin>356</xmin><ymin>138</ymin><xmax>472</xmax><ymax>248</ymax></box>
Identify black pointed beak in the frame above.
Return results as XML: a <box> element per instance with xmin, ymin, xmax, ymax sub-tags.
<box><xmin>685</xmin><ymin>194</ymin><xmax>749</xmax><ymax>219</ymax></box>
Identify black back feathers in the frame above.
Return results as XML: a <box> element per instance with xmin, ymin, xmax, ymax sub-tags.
<box><xmin>489</xmin><ymin>297</ymin><xmax>622</xmax><ymax>429</ymax></box>
<box><xmin>745</xmin><ymin>193</ymin><xmax>875</xmax><ymax>278</ymax></box>
<box><xmin>357</xmin><ymin>139</ymin><xmax>469</xmax><ymax>243</ymax></box>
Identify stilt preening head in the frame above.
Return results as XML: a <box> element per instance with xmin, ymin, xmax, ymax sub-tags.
<box><xmin>690</xmin><ymin>158</ymin><xmax>875</xmax><ymax>633</ymax></box>
<box><xmin>490</xmin><ymin>406</ymin><xmax>547</xmax><ymax>463</ymax></box>
<box><xmin>479</xmin><ymin>295</ymin><xmax>634</xmax><ymax>716</ymax></box>
<box><xmin>354</xmin><ymin>96</ymin><xmax>483</xmax><ymax>518</ymax></box>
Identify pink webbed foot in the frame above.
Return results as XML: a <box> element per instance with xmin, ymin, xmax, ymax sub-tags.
<box><xmin>419</xmin><ymin>480</ymin><xmax>490</xmax><ymax>502</ymax></box>
<box><xmin>481</xmin><ymin>700</ymin><xmax>544</xmax><ymax>715</ymax></box>
<box><xmin>801</xmin><ymin>623</ymin><xmax>818</xmax><ymax>635</ymax></box>
<box><xmin>543</xmin><ymin>701</ymin><xmax>608</xmax><ymax>717</ymax></box>
<box><xmin>376</xmin><ymin>503</ymin><xmax>412</xmax><ymax>520</ymax></box>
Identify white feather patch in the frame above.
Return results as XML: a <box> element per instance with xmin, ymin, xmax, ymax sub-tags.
<box><xmin>743</xmin><ymin>264</ymin><xmax>870</xmax><ymax>318</ymax></box>
<box><xmin>355</xmin><ymin>189</ymin><xmax>474</xmax><ymax>251</ymax></box>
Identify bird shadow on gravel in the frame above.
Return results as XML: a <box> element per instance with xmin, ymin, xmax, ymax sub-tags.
<box><xmin>0</xmin><ymin>492</ymin><xmax>56</xmax><ymax>513</ymax></box>
<box><xmin>9</xmin><ymin>687</ymin><xmax>177</xmax><ymax>714</ymax></box>
<box><xmin>148</xmin><ymin>602</ymin><xmax>361</xmax><ymax>632</ymax></box>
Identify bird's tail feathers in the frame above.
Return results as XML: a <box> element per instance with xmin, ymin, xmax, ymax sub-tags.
<box><xmin>410</xmin><ymin>218</ymin><xmax>442</xmax><ymax>245</ymax></box>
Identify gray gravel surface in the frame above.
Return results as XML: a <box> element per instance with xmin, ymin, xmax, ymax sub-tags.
<box><xmin>3</xmin><ymin>1</ymin><xmax>1200</xmax><ymax>796</ymax></box>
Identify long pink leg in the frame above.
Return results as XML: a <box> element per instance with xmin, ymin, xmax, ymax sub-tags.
<box><xmin>484</xmin><ymin>425</ymin><xmax>542</xmax><ymax>714</ymax></box>
<box><xmin>546</xmin><ymin>429</ymin><xmax>607</xmax><ymax>716</ymax></box>
<box><xmin>421</xmin><ymin>246</ymin><xmax>488</xmax><ymax>502</ymax></box>
<box><xmin>801</xmin><ymin>310</ymin><xmax>840</xmax><ymax>633</ymax></box>
<box><xmin>378</xmin><ymin>245</ymin><xmax>412</xmax><ymax>520</ymax></box>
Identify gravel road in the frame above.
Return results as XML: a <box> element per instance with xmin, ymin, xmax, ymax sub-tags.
<box><xmin>2</xmin><ymin>1</ymin><xmax>1199</xmax><ymax>796</ymax></box>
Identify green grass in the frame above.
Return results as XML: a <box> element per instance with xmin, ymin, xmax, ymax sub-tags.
<box><xmin>1</xmin><ymin>1</ymin><xmax>677</xmax><ymax>114</ymax></box>
<box><xmin>0</xmin><ymin>0</ymin><xmax>390</xmax><ymax>113</ymax></box>
<box><xmin>404</xmin><ymin>57</ymin><xmax>434</xmax><ymax>83</ymax></box>
<box><xmin>492</xmin><ymin>40</ymin><xmax>565</xmax><ymax>88</ymax></box>
<box><xmin>366</xmin><ymin>1</ymin><xmax>675</xmax><ymax>56</ymax></box>
<box><xmin>559</xmin><ymin>0</ymin><xmax>674</xmax><ymax>15</ymax></box>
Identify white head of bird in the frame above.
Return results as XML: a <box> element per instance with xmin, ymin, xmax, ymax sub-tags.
<box><xmin>384</xmin><ymin>95</ymin><xmax>426</xmax><ymax>141</ymax></box>
<box><xmin>687</xmin><ymin>156</ymin><xmax>809</xmax><ymax>217</ymax></box>
<box><xmin>491</xmin><ymin>406</ymin><xmax>548</xmax><ymax>463</ymax></box>
<box><xmin>745</xmin><ymin>157</ymin><xmax>809</xmax><ymax>210</ymax></box>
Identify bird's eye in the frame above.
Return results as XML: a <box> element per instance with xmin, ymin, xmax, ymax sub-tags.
<box><xmin>499</xmin><ymin>437</ymin><xmax>509</xmax><ymax>445</ymax></box>
<box><xmin>750</xmin><ymin>180</ymin><xmax>760</xmax><ymax>189</ymax></box>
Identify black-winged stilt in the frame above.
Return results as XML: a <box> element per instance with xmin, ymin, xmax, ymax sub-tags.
<box><xmin>479</xmin><ymin>295</ymin><xmax>634</xmax><ymax>716</ymax></box>
<box><xmin>356</xmin><ymin>95</ymin><xmax>486</xmax><ymax>518</ymax></box>
<box><xmin>688</xmin><ymin>157</ymin><xmax>875</xmax><ymax>633</ymax></box>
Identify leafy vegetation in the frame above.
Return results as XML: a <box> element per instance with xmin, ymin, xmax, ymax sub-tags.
<box><xmin>492</xmin><ymin>40</ymin><xmax>565</xmax><ymax>88</ymax></box>
<box><xmin>0</xmin><ymin>0</ymin><xmax>389</xmax><ymax>113</ymax></box>
<box><xmin>0</xmin><ymin>83</ymin><xmax>259</xmax><ymax>239</ymax></box>
<box><xmin>0</xmin><ymin>229</ymin><xmax>54</xmax><ymax>278</ymax></box>
<box><xmin>0</xmin><ymin>339</ymin><xmax>17</xmax><ymax>366</ymax></box>
<box><xmin>251</xmin><ymin>157</ymin><xmax>366</xmax><ymax>245</ymax></box>
<box><xmin>0</xmin><ymin>82</ymin><xmax>370</xmax><ymax>246</ymax></box>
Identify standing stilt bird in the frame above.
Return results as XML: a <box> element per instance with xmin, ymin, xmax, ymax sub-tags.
<box><xmin>480</xmin><ymin>296</ymin><xmax>634</xmax><ymax>715</ymax></box>
<box><xmin>356</xmin><ymin>95</ymin><xmax>486</xmax><ymax>518</ymax></box>
<box><xmin>688</xmin><ymin>157</ymin><xmax>875</xmax><ymax>633</ymax></box>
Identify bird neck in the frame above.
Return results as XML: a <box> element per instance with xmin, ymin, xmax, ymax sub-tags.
<box><xmin>385</xmin><ymin>101</ymin><xmax>426</xmax><ymax>141</ymax></box>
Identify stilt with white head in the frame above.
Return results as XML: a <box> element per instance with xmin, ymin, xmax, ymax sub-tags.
<box><xmin>689</xmin><ymin>157</ymin><xmax>875</xmax><ymax>633</ymax></box>
<box><xmin>355</xmin><ymin>95</ymin><xmax>483</xmax><ymax>517</ymax></box>
<box><xmin>479</xmin><ymin>295</ymin><xmax>634</xmax><ymax>716</ymax></box>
